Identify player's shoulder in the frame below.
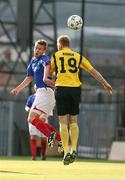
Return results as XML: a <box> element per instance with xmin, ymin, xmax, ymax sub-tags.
<box><xmin>42</xmin><ymin>54</ymin><xmax>50</xmax><ymax>59</ymax></box>
<box><xmin>64</xmin><ymin>48</ymin><xmax>80</xmax><ymax>56</ymax></box>
<box><xmin>40</xmin><ymin>54</ymin><xmax>50</xmax><ymax>63</ymax></box>
<box><xmin>50</xmin><ymin>51</ymin><xmax>60</xmax><ymax>60</ymax></box>
<box><xmin>68</xmin><ymin>49</ymin><xmax>81</xmax><ymax>59</ymax></box>
<box><xmin>71</xmin><ymin>49</ymin><xmax>80</xmax><ymax>56</ymax></box>
<box><xmin>29</xmin><ymin>57</ymin><xmax>36</xmax><ymax>65</ymax></box>
<box><xmin>54</xmin><ymin>50</ymin><xmax>61</xmax><ymax>56</ymax></box>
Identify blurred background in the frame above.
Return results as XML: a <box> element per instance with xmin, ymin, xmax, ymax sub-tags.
<box><xmin>0</xmin><ymin>0</ymin><xmax>125</xmax><ymax>159</ymax></box>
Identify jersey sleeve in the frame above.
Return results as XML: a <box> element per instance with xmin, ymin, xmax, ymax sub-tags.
<box><xmin>27</xmin><ymin>63</ymin><xmax>34</xmax><ymax>76</ymax></box>
<box><xmin>43</xmin><ymin>55</ymin><xmax>50</xmax><ymax>66</ymax></box>
<box><xmin>80</xmin><ymin>57</ymin><xmax>94</xmax><ymax>72</ymax></box>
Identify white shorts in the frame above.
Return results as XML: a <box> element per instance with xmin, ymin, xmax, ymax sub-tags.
<box><xmin>31</xmin><ymin>87</ymin><xmax>55</xmax><ymax>118</ymax></box>
<box><xmin>28</xmin><ymin>123</ymin><xmax>45</xmax><ymax>137</ymax></box>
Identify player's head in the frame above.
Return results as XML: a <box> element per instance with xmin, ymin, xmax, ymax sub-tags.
<box><xmin>34</xmin><ymin>39</ymin><xmax>48</xmax><ymax>58</ymax></box>
<box><xmin>57</xmin><ymin>35</ymin><xmax>70</xmax><ymax>50</ymax></box>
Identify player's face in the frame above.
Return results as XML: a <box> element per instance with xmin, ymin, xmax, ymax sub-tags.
<box><xmin>34</xmin><ymin>43</ymin><xmax>46</xmax><ymax>58</ymax></box>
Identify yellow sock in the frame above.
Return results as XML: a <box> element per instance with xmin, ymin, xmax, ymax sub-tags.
<box><xmin>70</xmin><ymin>123</ymin><xmax>79</xmax><ymax>152</ymax></box>
<box><xmin>60</xmin><ymin>123</ymin><xmax>69</xmax><ymax>153</ymax></box>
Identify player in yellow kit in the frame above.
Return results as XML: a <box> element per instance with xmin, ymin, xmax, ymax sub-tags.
<box><xmin>44</xmin><ymin>35</ymin><xmax>112</xmax><ymax>165</ymax></box>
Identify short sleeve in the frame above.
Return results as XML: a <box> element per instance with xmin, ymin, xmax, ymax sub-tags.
<box><xmin>43</xmin><ymin>55</ymin><xmax>50</xmax><ymax>67</ymax></box>
<box><xmin>80</xmin><ymin>57</ymin><xmax>94</xmax><ymax>72</ymax></box>
<box><xmin>27</xmin><ymin>63</ymin><xmax>34</xmax><ymax>76</ymax></box>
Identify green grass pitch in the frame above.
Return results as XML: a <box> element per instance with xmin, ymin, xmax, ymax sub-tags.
<box><xmin>0</xmin><ymin>156</ymin><xmax>125</xmax><ymax>180</ymax></box>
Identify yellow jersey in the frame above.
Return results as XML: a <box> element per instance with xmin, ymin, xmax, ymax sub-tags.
<box><xmin>50</xmin><ymin>47</ymin><xmax>93</xmax><ymax>87</ymax></box>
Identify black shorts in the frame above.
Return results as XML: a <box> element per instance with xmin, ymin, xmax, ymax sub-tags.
<box><xmin>55</xmin><ymin>86</ymin><xmax>81</xmax><ymax>116</ymax></box>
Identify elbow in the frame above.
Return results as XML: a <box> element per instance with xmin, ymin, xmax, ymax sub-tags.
<box><xmin>43</xmin><ymin>77</ymin><xmax>48</xmax><ymax>84</ymax></box>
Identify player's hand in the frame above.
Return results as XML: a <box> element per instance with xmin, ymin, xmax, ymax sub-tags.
<box><xmin>103</xmin><ymin>82</ymin><xmax>113</xmax><ymax>95</ymax></box>
<box><xmin>43</xmin><ymin>78</ymin><xmax>55</xmax><ymax>87</ymax></box>
<box><xmin>10</xmin><ymin>88</ymin><xmax>20</xmax><ymax>96</ymax></box>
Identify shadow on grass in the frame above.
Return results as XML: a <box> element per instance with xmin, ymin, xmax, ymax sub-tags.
<box><xmin>0</xmin><ymin>156</ymin><xmax>125</xmax><ymax>164</ymax></box>
<box><xmin>0</xmin><ymin>170</ymin><xmax>45</xmax><ymax>176</ymax></box>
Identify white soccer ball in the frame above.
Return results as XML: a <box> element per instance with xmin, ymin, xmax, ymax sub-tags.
<box><xmin>67</xmin><ymin>15</ymin><xmax>83</xmax><ymax>30</ymax></box>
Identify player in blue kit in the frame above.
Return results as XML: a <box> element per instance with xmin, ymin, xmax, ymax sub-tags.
<box><xmin>25</xmin><ymin>91</ymin><xmax>47</xmax><ymax>160</ymax></box>
<box><xmin>25</xmin><ymin>84</ymin><xmax>63</xmax><ymax>159</ymax></box>
<box><xmin>10</xmin><ymin>39</ymin><xmax>56</xmax><ymax>147</ymax></box>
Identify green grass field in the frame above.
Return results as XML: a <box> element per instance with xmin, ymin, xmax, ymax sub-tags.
<box><xmin>0</xmin><ymin>156</ymin><xmax>125</xmax><ymax>180</ymax></box>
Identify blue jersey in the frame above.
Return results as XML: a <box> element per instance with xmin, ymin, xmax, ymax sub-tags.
<box><xmin>27</xmin><ymin>55</ymin><xmax>50</xmax><ymax>88</ymax></box>
<box><xmin>26</xmin><ymin>94</ymin><xmax>35</xmax><ymax>108</ymax></box>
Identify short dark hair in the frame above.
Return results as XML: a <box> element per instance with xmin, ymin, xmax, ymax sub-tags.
<box><xmin>57</xmin><ymin>35</ymin><xmax>70</xmax><ymax>47</ymax></box>
<box><xmin>35</xmin><ymin>39</ymin><xmax>48</xmax><ymax>49</ymax></box>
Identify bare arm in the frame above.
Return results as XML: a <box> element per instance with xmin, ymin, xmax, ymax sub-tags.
<box><xmin>43</xmin><ymin>64</ymin><xmax>55</xmax><ymax>87</ymax></box>
<box><xmin>10</xmin><ymin>76</ymin><xmax>33</xmax><ymax>96</ymax></box>
<box><xmin>90</xmin><ymin>68</ymin><xmax>113</xmax><ymax>94</ymax></box>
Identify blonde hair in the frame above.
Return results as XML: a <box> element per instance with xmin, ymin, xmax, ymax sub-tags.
<box><xmin>35</xmin><ymin>39</ymin><xmax>48</xmax><ymax>49</ymax></box>
<box><xmin>57</xmin><ymin>35</ymin><xmax>70</xmax><ymax>47</ymax></box>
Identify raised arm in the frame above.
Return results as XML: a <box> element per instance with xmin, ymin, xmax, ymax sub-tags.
<box><xmin>90</xmin><ymin>68</ymin><xmax>113</xmax><ymax>94</ymax></box>
<box><xmin>10</xmin><ymin>76</ymin><xmax>33</xmax><ymax>96</ymax></box>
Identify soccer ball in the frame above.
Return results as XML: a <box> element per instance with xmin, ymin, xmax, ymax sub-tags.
<box><xmin>67</xmin><ymin>15</ymin><xmax>83</xmax><ymax>30</ymax></box>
